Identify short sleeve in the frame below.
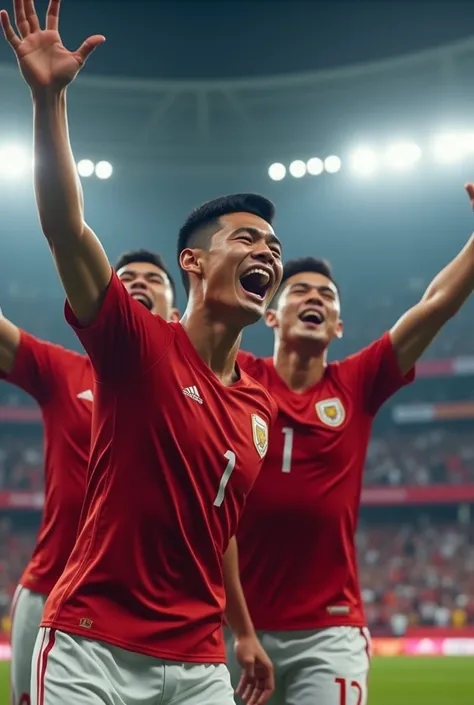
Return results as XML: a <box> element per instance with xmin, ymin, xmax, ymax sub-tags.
<box><xmin>65</xmin><ymin>271</ymin><xmax>174</xmax><ymax>382</ymax></box>
<box><xmin>346</xmin><ymin>332</ymin><xmax>415</xmax><ymax>415</ymax></box>
<box><xmin>0</xmin><ymin>330</ymin><xmax>58</xmax><ymax>405</ymax></box>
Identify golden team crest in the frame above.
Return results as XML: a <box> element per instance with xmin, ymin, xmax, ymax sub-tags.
<box><xmin>316</xmin><ymin>398</ymin><xmax>345</xmax><ymax>427</ymax></box>
<box><xmin>251</xmin><ymin>414</ymin><xmax>269</xmax><ymax>458</ymax></box>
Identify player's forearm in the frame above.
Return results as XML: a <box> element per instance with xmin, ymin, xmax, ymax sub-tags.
<box><xmin>0</xmin><ymin>315</ymin><xmax>20</xmax><ymax>374</ymax></box>
<box><xmin>223</xmin><ymin>537</ymin><xmax>256</xmax><ymax>638</ymax></box>
<box><xmin>32</xmin><ymin>88</ymin><xmax>85</xmax><ymax>245</ymax></box>
<box><xmin>422</xmin><ymin>233</ymin><xmax>474</xmax><ymax>318</ymax></box>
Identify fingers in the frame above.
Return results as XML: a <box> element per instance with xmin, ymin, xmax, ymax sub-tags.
<box><xmin>46</xmin><ymin>0</ymin><xmax>60</xmax><ymax>31</ymax></box>
<box><xmin>13</xmin><ymin>0</ymin><xmax>29</xmax><ymax>36</ymax></box>
<box><xmin>75</xmin><ymin>34</ymin><xmax>105</xmax><ymax>64</ymax></box>
<box><xmin>0</xmin><ymin>9</ymin><xmax>21</xmax><ymax>50</ymax></box>
<box><xmin>23</xmin><ymin>0</ymin><xmax>39</xmax><ymax>32</ymax></box>
<box><xmin>465</xmin><ymin>183</ymin><xmax>474</xmax><ymax>209</ymax></box>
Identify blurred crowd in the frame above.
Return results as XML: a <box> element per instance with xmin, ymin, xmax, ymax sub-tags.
<box><xmin>365</xmin><ymin>429</ymin><xmax>474</xmax><ymax>486</ymax></box>
<box><xmin>359</xmin><ymin>520</ymin><xmax>474</xmax><ymax>631</ymax></box>
<box><xmin>0</xmin><ymin>435</ymin><xmax>43</xmax><ymax>492</ymax></box>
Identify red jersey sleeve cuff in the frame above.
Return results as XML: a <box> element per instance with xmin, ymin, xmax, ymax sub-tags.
<box><xmin>64</xmin><ymin>268</ymin><xmax>118</xmax><ymax>332</ymax></box>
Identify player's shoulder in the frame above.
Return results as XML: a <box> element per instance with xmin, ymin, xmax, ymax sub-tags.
<box><xmin>237</xmin><ymin>350</ymin><xmax>272</xmax><ymax>380</ymax></box>
<box><xmin>328</xmin><ymin>333</ymin><xmax>392</xmax><ymax>377</ymax></box>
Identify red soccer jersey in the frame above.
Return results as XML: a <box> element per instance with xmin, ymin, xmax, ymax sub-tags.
<box><xmin>236</xmin><ymin>333</ymin><xmax>414</xmax><ymax>631</ymax></box>
<box><xmin>0</xmin><ymin>331</ymin><xmax>92</xmax><ymax>595</ymax></box>
<box><xmin>42</xmin><ymin>273</ymin><xmax>276</xmax><ymax>663</ymax></box>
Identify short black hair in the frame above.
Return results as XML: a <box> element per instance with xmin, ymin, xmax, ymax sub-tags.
<box><xmin>114</xmin><ymin>249</ymin><xmax>176</xmax><ymax>306</ymax></box>
<box><xmin>177</xmin><ymin>193</ymin><xmax>276</xmax><ymax>295</ymax></box>
<box><xmin>274</xmin><ymin>257</ymin><xmax>339</xmax><ymax>302</ymax></box>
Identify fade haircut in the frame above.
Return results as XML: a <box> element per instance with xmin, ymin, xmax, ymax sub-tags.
<box><xmin>114</xmin><ymin>249</ymin><xmax>176</xmax><ymax>306</ymax></box>
<box><xmin>177</xmin><ymin>193</ymin><xmax>276</xmax><ymax>295</ymax></box>
<box><xmin>274</xmin><ymin>257</ymin><xmax>339</xmax><ymax>304</ymax></box>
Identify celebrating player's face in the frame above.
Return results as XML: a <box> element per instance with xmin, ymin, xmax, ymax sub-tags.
<box><xmin>268</xmin><ymin>271</ymin><xmax>343</xmax><ymax>348</ymax></box>
<box><xmin>198</xmin><ymin>212</ymin><xmax>283</xmax><ymax>325</ymax></box>
<box><xmin>117</xmin><ymin>262</ymin><xmax>178</xmax><ymax>321</ymax></box>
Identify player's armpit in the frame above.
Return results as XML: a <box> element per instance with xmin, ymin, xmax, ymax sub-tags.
<box><xmin>390</xmin><ymin>298</ymin><xmax>448</xmax><ymax>375</ymax></box>
<box><xmin>390</xmin><ymin>231</ymin><xmax>474</xmax><ymax>375</ymax></box>
<box><xmin>0</xmin><ymin>315</ymin><xmax>20</xmax><ymax>374</ymax></box>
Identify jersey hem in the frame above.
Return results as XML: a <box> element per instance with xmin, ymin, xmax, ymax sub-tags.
<box><xmin>252</xmin><ymin>618</ymin><xmax>367</xmax><ymax>631</ymax></box>
<box><xmin>20</xmin><ymin>578</ymin><xmax>50</xmax><ymax>597</ymax></box>
<box><xmin>40</xmin><ymin>620</ymin><xmax>226</xmax><ymax>663</ymax></box>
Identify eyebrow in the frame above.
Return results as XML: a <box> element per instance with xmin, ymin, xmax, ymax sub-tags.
<box><xmin>118</xmin><ymin>269</ymin><xmax>165</xmax><ymax>280</ymax></box>
<box><xmin>233</xmin><ymin>226</ymin><xmax>282</xmax><ymax>249</ymax></box>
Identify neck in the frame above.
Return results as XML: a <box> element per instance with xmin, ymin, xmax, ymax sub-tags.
<box><xmin>273</xmin><ymin>338</ymin><xmax>327</xmax><ymax>392</ymax></box>
<box><xmin>180</xmin><ymin>300</ymin><xmax>242</xmax><ymax>385</ymax></box>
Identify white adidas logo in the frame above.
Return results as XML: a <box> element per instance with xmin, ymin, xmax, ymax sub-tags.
<box><xmin>182</xmin><ymin>385</ymin><xmax>203</xmax><ymax>404</ymax></box>
<box><xmin>77</xmin><ymin>389</ymin><xmax>93</xmax><ymax>402</ymax></box>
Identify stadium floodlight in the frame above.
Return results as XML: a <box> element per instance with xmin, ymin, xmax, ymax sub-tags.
<box><xmin>0</xmin><ymin>145</ymin><xmax>29</xmax><ymax>178</ymax></box>
<box><xmin>350</xmin><ymin>148</ymin><xmax>378</xmax><ymax>176</ymax></box>
<box><xmin>432</xmin><ymin>133</ymin><xmax>474</xmax><ymax>163</ymax></box>
<box><xmin>95</xmin><ymin>161</ymin><xmax>113</xmax><ymax>180</ymax></box>
<box><xmin>386</xmin><ymin>142</ymin><xmax>421</xmax><ymax>169</ymax></box>
<box><xmin>307</xmin><ymin>157</ymin><xmax>324</xmax><ymax>176</ymax></box>
<box><xmin>268</xmin><ymin>162</ymin><xmax>286</xmax><ymax>181</ymax></box>
<box><xmin>77</xmin><ymin>159</ymin><xmax>95</xmax><ymax>177</ymax></box>
<box><xmin>324</xmin><ymin>155</ymin><xmax>342</xmax><ymax>174</ymax></box>
<box><xmin>289</xmin><ymin>160</ymin><xmax>307</xmax><ymax>178</ymax></box>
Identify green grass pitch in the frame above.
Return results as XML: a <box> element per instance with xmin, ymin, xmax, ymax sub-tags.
<box><xmin>0</xmin><ymin>656</ymin><xmax>472</xmax><ymax>703</ymax></box>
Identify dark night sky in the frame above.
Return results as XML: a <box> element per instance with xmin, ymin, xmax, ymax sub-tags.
<box><xmin>0</xmin><ymin>1</ymin><xmax>473</xmax><ymax>79</ymax></box>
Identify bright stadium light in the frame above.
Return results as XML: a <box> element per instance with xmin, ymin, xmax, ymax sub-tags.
<box><xmin>307</xmin><ymin>157</ymin><xmax>324</xmax><ymax>176</ymax></box>
<box><xmin>289</xmin><ymin>160</ymin><xmax>307</xmax><ymax>178</ymax></box>
<box><xmin>77</xmin><ymin>159</ymin><xmax>95</xmax><ymax>177</ymax></box>
<box><xmin>350</xmin><ymin>148</ymin><xmax>378</xmax><ymax>176</ymax></box>
<box><xmin>95</xmin><ymin>161</ymin><xmax>113</xmax><ymax>180</ymax></box>
<box><xmin>432</xmin><ymin>133</ymin><xmax>474</xmax><ymax>163</ymax></box>
<box><xmin>386</xmin><ymin>142</ymin><xmax>421</xmax><ymax>169</ymax></box>
<box><xmin>268</xmin><ymin>163</ymin><xmax>286</xmax><ymax>181</ymax></box>
<box><xmin>0</xmin><ymin>145</ymin><xmax>29</xmax><ymax>178</ymax></box>
<box><xmin>324</xmin><ymin>155</ymin><xmax>342</xmax><ymax>174</ymax></box>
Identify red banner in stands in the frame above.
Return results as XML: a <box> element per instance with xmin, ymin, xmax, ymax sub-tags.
<box><xmin>361</xmin><ymin>484</ymin><xmax>474</xmax><ymax>505</ymax></box>
<box><xmin>0</xmin><ymin>405</ymin><xmax>41</xmax><ymax>421</ymax></box>
<box><xmin>416</xmin><ymin>356</ymin><xmax>474</xmax><ymax>377</ymax></box>
<box><xmin>392</xmin><ymin>400</ymin><xmax>474</xmax><ymax>424</ymax></box>
<box><xmin>0</xmin><ymin>491</ymin><xmax>44</xmax><ymax>509</ymax></box>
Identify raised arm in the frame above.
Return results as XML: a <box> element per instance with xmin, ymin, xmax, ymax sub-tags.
<box><xmin>391</xmin><ymin>184</ymin><xmax>474</xmax><ymax>375</ymax></box>
<box><xmin>1</xmin><ymin>0</ymin><xmax>110</xmax><ymax>325</ymax></box>
<box><xmin>0</xmin><ymin>314</ymin><xmax>20</xmax><ymax>374</ymax></box>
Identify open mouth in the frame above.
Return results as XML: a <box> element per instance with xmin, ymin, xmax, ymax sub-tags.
<box><xmin>298</xmin><ymin>309</ymin><xmax>325</xmax><ymax>325</ymax></box>
<box><xmin>131</xmin><ymin>292</ymin><xmax>153</xmax><ymax>311</ymax></box>
<box><xmin>239</xmin><ymin>267</ymin><xmax>272</xmax><ymax>301</ymax></box>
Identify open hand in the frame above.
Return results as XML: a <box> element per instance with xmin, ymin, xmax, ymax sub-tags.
<box><xmin>234</xmin><ymin>634</ymin><xmax>275</xmax><ymax>705</ymax></box>
<box><xmin>0</xmin><ymin>0</ymin><xmax>105</xmax><ymax>92</ymax></box>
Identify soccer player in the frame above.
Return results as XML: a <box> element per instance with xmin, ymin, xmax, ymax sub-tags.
<box><xmin>228</xmin><ymin>234</ymin><xmax>474</xmax><ymax>705</ymax></box>
<box><xmin>1</xmin><ymin>2</ymin><xmax>282</xmax><ymax>704</ymax></box>
<box><xmin>3</xmin><ymin>248</ymin><xmax>178</xmax><ymax>705</ymax></box>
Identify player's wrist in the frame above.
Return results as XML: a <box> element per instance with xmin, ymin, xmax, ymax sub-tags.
<box><xmin>31</xmin><ymin>85</ymin><xmax>67</xmax><ymax>106</ymax></box>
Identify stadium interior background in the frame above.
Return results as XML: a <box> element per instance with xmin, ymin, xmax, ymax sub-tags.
<box><xmin>0</xmin><ymin>1</ymin><xmax>474</xmax><ymax>702</ymax></box>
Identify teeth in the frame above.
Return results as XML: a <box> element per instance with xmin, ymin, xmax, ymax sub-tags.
<box><xmin>241</xmin><ymin>267</ymin><xmax>270</xmax><ymax>285</ymax></box>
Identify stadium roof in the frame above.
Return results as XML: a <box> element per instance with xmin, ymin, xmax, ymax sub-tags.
<box><xmin>1</xmin><ymin>34</ymin><xmax>474</xmax><ymax>168</ymax></box>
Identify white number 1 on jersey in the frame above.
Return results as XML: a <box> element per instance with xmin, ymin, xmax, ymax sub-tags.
<box><xmin>213</xmin><ymin>450</ymin><xmax>236</xmax><ymax>507</ymax></box>
<box><xmin>281</xmin><ymin>427</ymin><xmax>294</xmax><ymax>473</ymax></box>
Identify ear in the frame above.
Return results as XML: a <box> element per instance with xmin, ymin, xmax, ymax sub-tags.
<box><xmin>179</xmin><ymin>248</ymin><xmax>203</xmax><ymax>282</ymax></box>
<box><xmin>169</xmin><ymin>307</ymin><xmax>180</xmax><ymax>323</ymax></box>
<box><xmin>264</xmin><ymin>309</ymin><xmax>278</xmax><ymax>329</ymax></box>
<box><xmin>335</xmin><ymin>319</ymin><xmax>344</xmax><ymax>340</ymax></box>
